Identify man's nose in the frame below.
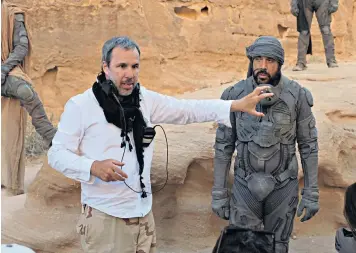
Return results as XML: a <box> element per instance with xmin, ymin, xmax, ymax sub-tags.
<box><xmin>261</xmin><ymin>59</ymin><xmax>267</xmax><ymax>69</ymax></box>
<box><xmin>124</xmin><ymin>67</ymin><xmax>134</xmax><ymax>78</ymax></box>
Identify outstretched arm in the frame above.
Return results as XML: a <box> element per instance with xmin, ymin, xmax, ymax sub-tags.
<box><xmin>148</xmin><ymin>85</ymin><xmax>272</xmax><ymax>125</ymax></box>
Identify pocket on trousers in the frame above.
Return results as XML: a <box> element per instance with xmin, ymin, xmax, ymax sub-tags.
<box><xmin>76</xmin><ymin>214</ymin><xmax>91</xmax><ymax>244</ymax></box>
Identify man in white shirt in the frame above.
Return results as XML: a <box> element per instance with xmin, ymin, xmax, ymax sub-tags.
<box><xmin>48</xmin><ymin>36</ymin><xmax>273</xmax><ymax>253</ymax></box>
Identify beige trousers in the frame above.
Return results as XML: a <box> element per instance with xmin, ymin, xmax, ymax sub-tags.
<box><xmin>76</xmin><ymin>205</ymin><xmax>156</xmax><ymax>253</ymax></box>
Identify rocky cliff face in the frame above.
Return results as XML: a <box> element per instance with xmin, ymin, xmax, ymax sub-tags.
<box><xmin>2</xmin><ymin>1</ymin><xmax>356</xmax><ymax>252</ymax></box>
<box><xmin>9</xmin><ymin>0</ymin><xmax>356</xmax><ymax>120</ymax></box>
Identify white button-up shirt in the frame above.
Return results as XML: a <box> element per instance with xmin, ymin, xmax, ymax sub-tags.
<box><xmin>48</xmin><ymin>86</ymin><xmax>232</xmax><ymax>218</ymax></box>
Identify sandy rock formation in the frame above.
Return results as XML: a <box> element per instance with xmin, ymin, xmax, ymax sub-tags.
<box><xmin>6</xmin><ymin>0</ymin><xmax>356</xmax><ymax>121</ymax></box>
<box><xmin>1</xmin><ymin>159</ymin><xmax>82</xmax><ymax>253</ymax></box>
<box><xmin>2</xmin><ymin>0</ymin><xmax>356</xmax><ymax>251</ymax></box>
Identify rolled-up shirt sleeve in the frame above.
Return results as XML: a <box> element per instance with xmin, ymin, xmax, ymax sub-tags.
<box><xmin>48</xmin><ymin>99</ymin><xmax>95</xmax><ymax>183</ymax></box>
<box><xmin>147</xmin><ymin>89</ymin><xmax>233</xmax><ymax>127</ymax></box>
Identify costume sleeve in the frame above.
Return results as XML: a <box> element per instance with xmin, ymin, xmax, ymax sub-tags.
<box><xmin>329</xmin><ymin>0</ymin><xmax>339</xmax><ymax>10</ymax></box>
<box><xmin>290</xmin><ymin>0</ymin><xmax>299</xmax><ymax>15</ymax></box>
<box><xmin>1</xmin><ymin>14</ymin><xmax>29</xmax><ymax>75</ymax></box>
<box><xmin>296</xmin><ymin>87</ymin><xmax>319</xmax><ymax>190</ymax></box>
<box><xmin>213</xmin><ymin>87</ymin><xmax>237</xmax><ymax>189</ymax></box>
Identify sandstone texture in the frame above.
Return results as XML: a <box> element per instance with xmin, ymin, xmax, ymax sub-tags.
<box><xmin>7</xmin><ymin>0</ymin><xmax>356</xmax><ymax>121</ymax></box>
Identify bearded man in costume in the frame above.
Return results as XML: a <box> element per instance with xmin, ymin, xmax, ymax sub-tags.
<box><xmin>291</xmin><ymin>0</ymin><xmax>339</xmax><ymax>71</ymax></box>
<box><xmin>1</xmin><ymin>0</ymin><xmax>56</xmax><ymax>195</ymax></box>
<box><xmin>212</xmin><ymin>36</ymin><xmax>320</xmax><ymax>253</ymax></box>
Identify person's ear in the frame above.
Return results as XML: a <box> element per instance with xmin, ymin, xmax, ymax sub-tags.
<box><xmin>103</xmin><ymin>61</ymin><xmax>109</xmax><ymax>76</ymax></box>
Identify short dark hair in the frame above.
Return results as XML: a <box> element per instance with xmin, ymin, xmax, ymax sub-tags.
<box><xmin>212</xmin><ymin>226</ymin><xmax>275</xmax><ymax>253</ymax></box>
<box><xmin>101</xmin><ymin>36</ymin><xmax>141</xmax><ymax>67</ymax></box>
<box><xmin>344</xmin><ymin>183</ymin><xmax>356</xmax><ymax>233</ymax></box>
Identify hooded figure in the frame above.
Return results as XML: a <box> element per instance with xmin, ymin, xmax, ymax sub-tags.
<box><xmin>1</xmin><ymin>0</ymin><xmax>56</xmax><ymax>195</ymax></box>
<box><xmin>212</xmin><ymin>36</ymin><xmax>320</xmax><ymax>253</ymax></box>
<box><xmin>290</xmin><ymin>0</ymin><xmax>339</xmax><ymax>70</ymax></box>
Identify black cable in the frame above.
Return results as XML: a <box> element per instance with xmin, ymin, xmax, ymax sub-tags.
<box><xmin>149</xmin><ymin>125</ymin><xmax>169</xmax><ymax>194</ymax></box>
<box><xmin>121</xmin><ymin>125</ymin><xmax>169</xmax><ymax>195</ymax></box>
<box><xmin>112</xmin><ymin>92</ymin><xmax>169</xmax><ymax>196</ymax></box>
